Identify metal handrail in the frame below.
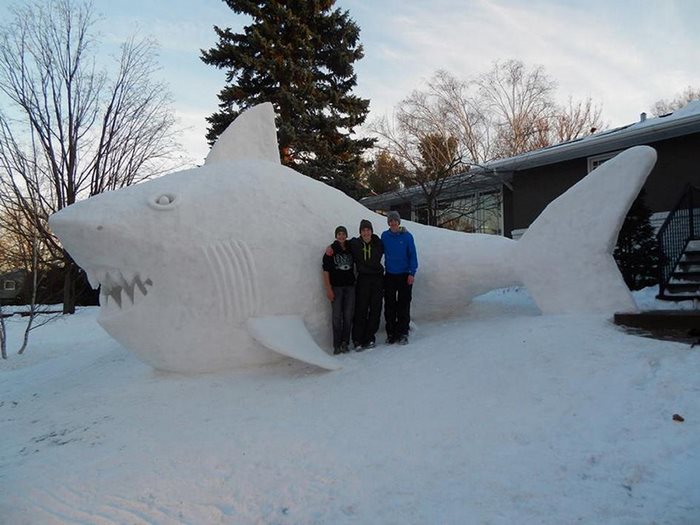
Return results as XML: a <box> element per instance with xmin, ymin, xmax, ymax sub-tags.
<box><xmin>657</xmin><ymin>184</ymin><xmax>700</xmax><ymax>296</ymax></box>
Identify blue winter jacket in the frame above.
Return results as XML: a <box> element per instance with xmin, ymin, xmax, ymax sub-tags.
<box><xmin>381</xmin><ymin>228</ymin><xmax>418</xmax><ymax>276</ymax></box>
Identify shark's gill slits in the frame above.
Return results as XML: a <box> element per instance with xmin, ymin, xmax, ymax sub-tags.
<box><xmin>206</xmin><ymin>245</ymin><xmax>235</xmax><ymax>319</ymax></box>
<box><xmin>97</xmin><ymin>270</ymin><xmax>152</xmax><ymax>310</ymax></box>
<box><xmin>238</xmin><ymin>241</ymin><xmax>260</xmax><ymax>313</ymax></box>
<box><xmin>203</xmin><ymin>239</ymin><xmax>259</xmax><ymax>321</ymax></box>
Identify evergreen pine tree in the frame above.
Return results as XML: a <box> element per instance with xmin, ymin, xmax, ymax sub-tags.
<box><xmin>201</xmin><ymin>0</ymin><xmax>375</xmax><ymax>198</ymax></box>
<box><xmin>614</xmin><ymin>189</ymin><xmax>660</xmax><ymax>290</ymax></box>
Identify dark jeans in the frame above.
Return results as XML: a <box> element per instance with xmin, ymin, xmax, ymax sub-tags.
<box><xmin>331</xmin><ymin>285</ymin><xmax>355</xmax><ymax>349</ymax></box>
<box><xmin>384</xmin><ymin>273</ymin><xmax>412</xmax><ymax>339</ymax></box>
<box><xmin>352</xmin><ymin>273</ymin><xmax>383</xmax><ymax>346</ymax></box>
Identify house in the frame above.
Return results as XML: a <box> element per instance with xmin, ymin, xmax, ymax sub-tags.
<box><xmin>361</xmin><ymin>100</ymin><xmax>700</xmax><ymax>240</ymax></box>
<box><xmin>0</xmin><ymin>269</ymin><xmax>28</xmax><ymax>305</ymax></box>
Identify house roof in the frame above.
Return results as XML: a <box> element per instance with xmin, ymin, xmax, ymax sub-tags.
<box><xmin>360</xmin><ymin>169</ymin><xmax>507</xmax><ymax>209</ymax></box>
<box><xmin>361</xmin><ymin>101</ymin><xmax>700</xmax><ymax>209</ymax></box>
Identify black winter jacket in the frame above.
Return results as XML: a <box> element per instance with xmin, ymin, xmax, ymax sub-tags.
<box><xmin>349</xmin><ymin>235</ymin><xmax>384</xmax><ymax>275</ymax></box>
<box><xmin>322</xmin><ymin>240</ymin><xmax>355</xmax><ymax>287</ymax></box>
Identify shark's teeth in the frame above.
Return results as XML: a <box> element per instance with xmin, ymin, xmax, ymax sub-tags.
<box><xmin>95</xmin><ymin>268</ymin><xmax>152</xmax><ymax>312</ymax></box>
<box><xmin>85</xmin><ymin>269</ymin><xmax>99</xmax><ymax>290</ymax></box>
<box><xmin>96</xmin><ymin>269</ymin><xmax>108</xmax><ymax>288</ymax></box>
<box><xmin>135</xmin><ymin>278</ymin><xmax>149</xmax><ymax>296</ymax></box>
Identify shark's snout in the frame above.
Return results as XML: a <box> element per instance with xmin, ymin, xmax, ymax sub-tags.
<box><xmin>49</xmin><ymin>205</ymin><xmax>107</xmax><ymax>249</ymax></box>
<box><xmin>49</xmin><ymin>205</ymin><xmax>154</xmax><ymax>314</ymax></box>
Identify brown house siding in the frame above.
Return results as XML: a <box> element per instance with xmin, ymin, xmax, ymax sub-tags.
<box><xmin>643</xmin><ymin>134</ymin><xmax>700</xmax><ymax>212</ymax></box>
<box><xmin>508</xmin><ymin>132</ymin><xmax>700</xmax><ymax>234</ymax></box>
<box><xmin>511</xmin><ymin>158</ymin><xmax>587</xmax><ymax>231</ymax></box>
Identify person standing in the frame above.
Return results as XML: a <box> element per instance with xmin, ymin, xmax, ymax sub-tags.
<box><xmin>350</xmin><ymin>219</ymin><xmax>384</xmax><ymax>350</ymax></box>
<box><xmin>326</xmin><ymin>219</ymin><xmax>384</xmax><ymax>350</ymax></box>
<box><xmin>382</xmin><ymin>211</ymin><xmax>418</xmax><ymax>345</ymax></box>
<box><xmin>322</xmin><ymin>226</ymin><xmax>355</xmax><ymax>354</ymax></box>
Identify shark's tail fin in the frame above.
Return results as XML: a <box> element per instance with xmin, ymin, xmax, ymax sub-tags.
<box><xmin>515</xmin><ymin>146</ymin><xmax>657</xmax><ymax>314</ymax></box>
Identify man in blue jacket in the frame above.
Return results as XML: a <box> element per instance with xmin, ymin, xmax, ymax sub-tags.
<box><xmin>382</xmin><ymin>211</ymin><xmax>418</xmax><ymax>345</ymax></box>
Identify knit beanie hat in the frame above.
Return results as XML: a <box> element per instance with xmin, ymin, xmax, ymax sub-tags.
<box><xmin>334</xmin><ymin>225</ymin><xmax>348</xmax><ymax>236</ymax></box>
<box><xmin>359</xmin><ymin>219</ymin><xmax>373</xmax><ymax>233</ymax></box>
<box><xmin>386</xmin><ymin>211</ymin><xmax>401</xmax><ymax>223</ymax></box>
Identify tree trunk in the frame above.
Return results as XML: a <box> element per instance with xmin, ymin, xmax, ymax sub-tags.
<box><xmin>62</xmin><ymin>252</ymin><xmax>77</xmax><ymax>315</ymax></box>
<box><xmin>18</xmin><ymin>234</ymin><xmax>41</xmax><ymax>354</ymax></box>
<box><xmin>0</xmin><ymin>306</ymin><xmax>6</xmax><ymax>359</ymax></box>
<box><xmin>426</xmin><ymin>197</ymin><xmax>439</xmax><ymax>226</ymax></box>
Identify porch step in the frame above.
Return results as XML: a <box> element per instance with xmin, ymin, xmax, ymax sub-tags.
<box><xmin>666</xmin><ymin>269</ymin><xmax>700</xmax><ymax>296</ymax></box>
<box><xmin>657</xmin><ymin>291</ymin><xmax>700</xmax><ymax>302</ymax></box>
<box><xmin>614</xmin><ymin>310</ymin><xmax>700</xmax><ymax>330</ymax></box>
<box><xmin>669</xmin><ymin>271</ymin><xmax>700</xmax><ymax>283</ymax></box>
<box><xmin>659</xmin><ymin>238</ymin><xmax>700</xmax><ymax>302</ymax></box>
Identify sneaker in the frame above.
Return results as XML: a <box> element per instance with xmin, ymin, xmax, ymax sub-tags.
<box><xmin>333</xmin><ymin>346</ymin><xmax>341</xmax><ymax>355</ymax></box>
<box><xmin>386</xmin><ymin>335</ymin><xmax>396</xmax><ymax>344</ymax></box>
<box><xmin>339</xmin><ymin>342</ymin><xmax>349</xmax><ymax>354</ymax></box>
<box><xmin>364</xmin><ymin>340</ymin><xmax>376</xmax><ymax>349</ymax></box>
<box><xmin>398</xmin><ymin>335</ymin><xmax>409</xmax><ymax>345</ymax></box>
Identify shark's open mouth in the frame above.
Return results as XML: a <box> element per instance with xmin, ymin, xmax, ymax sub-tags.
<box><xmin>92</xmin><ymin>269</ymin><xmax>153</xmax><ymax>310</ymax></box>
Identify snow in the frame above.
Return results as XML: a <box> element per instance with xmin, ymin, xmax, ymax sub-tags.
<box><xmin>48</xmin><ymin>105</ymin><xmax>657</xmax><ymax>373</ymax></box>
<box><xmin>516</xmin><ymin>146</ymin><xmax>655</xmax><ymax>315</ymax></box>
<box><xmin>2</xmin><ymin>287</ymin><xmax>698</xmax><ymax>524</ymax></box>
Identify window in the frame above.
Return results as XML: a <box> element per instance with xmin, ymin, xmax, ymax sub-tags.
<box><xmin>413</xmin><ymin>190</ymin><xmax>503</xmax><ymax>235</ymax></box>
<box><xmin>3</xmin><ymin>280</ymin><xmax>16</xmax><ymax>291</ymax></box>
<box><xmin>587</xmin><ymin>151</ymin><xmax>621</xmax><ymax>173</ymax></box>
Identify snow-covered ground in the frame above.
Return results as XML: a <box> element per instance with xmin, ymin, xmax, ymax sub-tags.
<box><xmin>1</xmin><ymin>288</ymin><xmax>698</xmax><ymax>524</ymax></box>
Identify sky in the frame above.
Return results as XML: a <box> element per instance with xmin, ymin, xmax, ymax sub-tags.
<box><xmin>3</xmin><ymin>0</ymin><xmax>700</xmax><ymax>166</ymax></box>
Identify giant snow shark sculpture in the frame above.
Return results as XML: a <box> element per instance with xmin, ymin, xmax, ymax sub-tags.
<box><xmin>49</xmin><ymin>103</ymin><xmax>657</xmax><ymax>373</ymax></box>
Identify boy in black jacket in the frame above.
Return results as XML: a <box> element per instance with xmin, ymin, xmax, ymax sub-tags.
<box><xmin>322</xmin><ymin>226</ymin><xmax>355</xmax><ymax>354</ymax></box>
<box><xmin>349</xmin><ymin>219</ymin><xmax>384</xmax><ymax>349</ymax></box>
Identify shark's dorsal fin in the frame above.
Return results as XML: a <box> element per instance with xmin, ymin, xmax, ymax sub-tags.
<box><xmin>205</xmin><ymin>102</ymin><xmax>281</xmax><ymax>165</ymax></box>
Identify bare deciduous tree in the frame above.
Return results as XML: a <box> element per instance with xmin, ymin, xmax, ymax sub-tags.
<box><xmin>552</xmin><ymin>96</ymin><xmax>604</xmax><ymax>142</ymax></box>
<box><xmin>373</xmin><ymin>92</ymin><xmax>471</xmax><ymax>226</ymax></box>
<box><xmin>370</xmin><ymin>61</ymin><xmax>604</xmax><ymax>232</ymax></box>
<box><xmin>476</xmin><ymin>60</ymin><xmax>557</xmax><ymax>158</ymax></box>
<box><xmin>0</xmin><ymin>160</ymin><xmax>65</xmax><ymax>359</ymax></box>
<box><xmin>0</xmin><ymin>0</ymin><xmax>181</xmax><ymax>314</ymax></box>
<box><xmin>651</xmin><ymin>86</ymin><xmax>700</xmax><ymax>116</ymax></box>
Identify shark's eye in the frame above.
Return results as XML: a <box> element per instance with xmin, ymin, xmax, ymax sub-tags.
<box><xmin>149</xmin><ymin>193</ymin><xmax>179</xmax><ymax>211</ymax></box>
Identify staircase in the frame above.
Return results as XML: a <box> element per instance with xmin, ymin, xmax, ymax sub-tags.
<box><xmin>615</xmin><ymin>185</ymin><xmax>699</xmax><ymax>337</ymax></box>
<box><xmin>657</xmin><ymin>184</ymin><xmax>700</xmax><ymax>305</ymax></box>
<box><xmin>661</xmin><ymin>239</ymin><xmax>700</xmax><ymax>303</ymax></box>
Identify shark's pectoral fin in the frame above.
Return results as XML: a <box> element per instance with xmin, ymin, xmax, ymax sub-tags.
<box><xmin>247</xmin><ymin>316</ymin><xmax>341</xmax><ymax>371</ymax></box>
